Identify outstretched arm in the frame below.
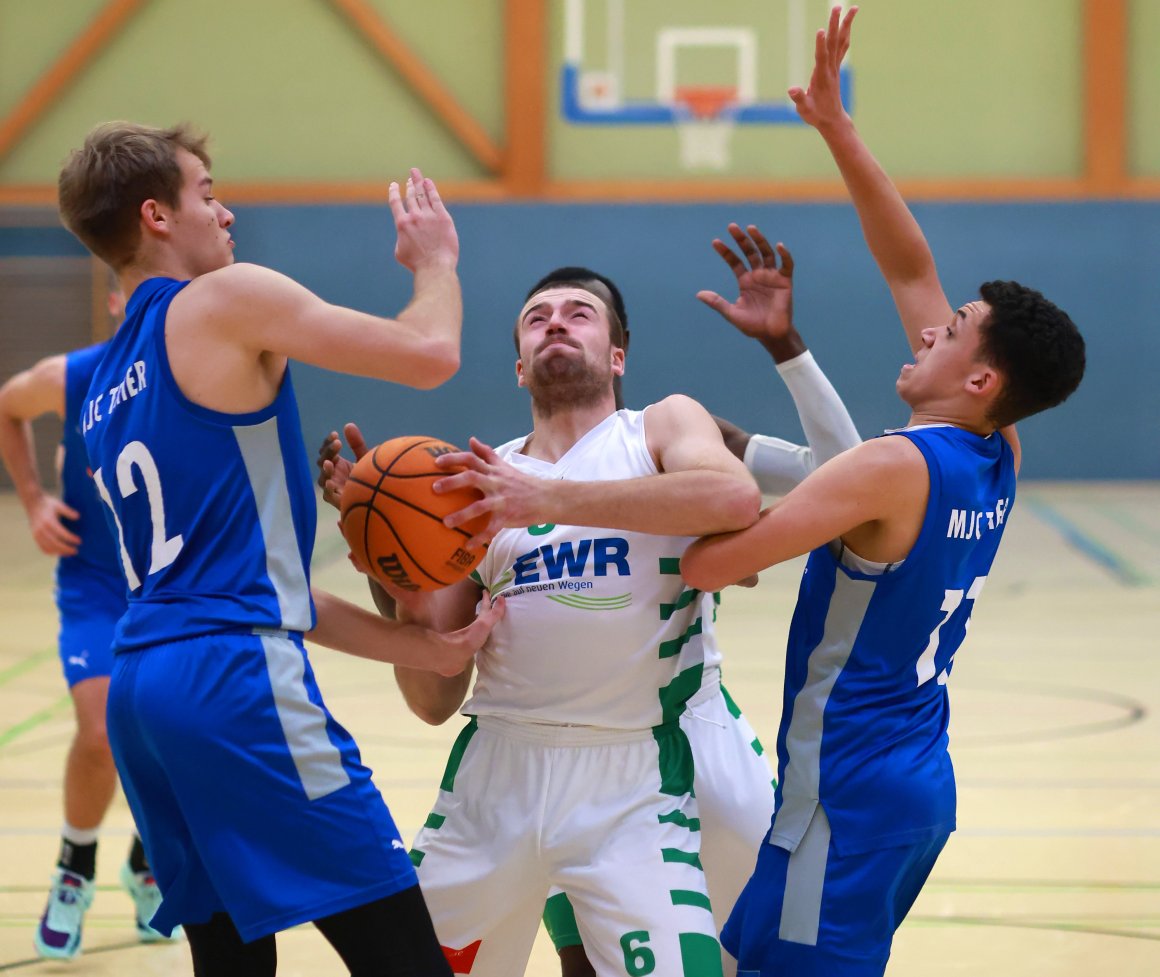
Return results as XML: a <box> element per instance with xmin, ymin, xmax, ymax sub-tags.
<box><xmin>309</xmin><ymin>585</ymin><xmax>501</xmax><ymax>679</ymax></box>
<box><xmin>682</xmin><ymin>435</ymin><xmax>928</xmax><ymax>592</ymax></box>
<box><xmin>170</xmin><ymin>168</ymin><xmax>463</xmax><ymax>401</ymax></box>
<box><xmin>793</xmin><ymin>7</ymin><xmax>1019</xmax><ymax>463</ymax></box>
<box><xmin>791</xmin><ymin>6</ymin><xmax>952</xmax><ymax>349</ymax></box>
<box><xmin>0</xmin><ymin>356</ymin><xmax>82</xmax><ymax>556</ymax></box>
<box><xmin>699</xmin><ymin>224</ymin><xmax>861</xmax><ymax>495</ymax></box>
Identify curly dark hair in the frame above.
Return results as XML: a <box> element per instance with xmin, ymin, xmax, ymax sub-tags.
<box><xmin>976</xmin><ymin>280</ymin><xmax>1085</xmax><ymax>428</ymax></box>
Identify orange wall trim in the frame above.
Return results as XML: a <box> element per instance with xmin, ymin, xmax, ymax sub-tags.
<box><xmin>324</xmin><ymin>0</ymin><xmax>503</xmax><ymax>175</ymax></box>
<box><xmin>5</xmin><ymin>178</ymin><xmax>1160</xmax><ymax>210</ymax></box>
<box><xmin>1083</xmin><ymin>0</ymin><xmax>1127</xmax><ymax>191</ymax></box>
<box><xmin>503</xmin><ymin>0</ymin><xmax>547</xmax><ymax>195</ymax></box>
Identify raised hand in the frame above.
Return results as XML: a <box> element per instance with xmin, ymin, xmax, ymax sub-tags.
<box><xmin>316</xmin><ymin>422</ymin><xmax>370</xmax><ymax>509</ymax></box>
<box><xmin>788</xmin><ymin>5</ymin><xmax>857</xmax><ymax>130</ymax></box>
<box><xmin>697</xmin><ymin>224</ymin><xmax>798</xmax><ymax>350</ymax></box>
<box><xmin>388</xmin><ymin>166</ymin><xmax>459</xmax><ymax>273</ymax></box>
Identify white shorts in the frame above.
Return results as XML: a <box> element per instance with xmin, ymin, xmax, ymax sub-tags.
<box><xmin>544</xmin><ymin>681</ymin><xmax>776</xmax><ymax>975</ymax></box>
<box><xmin>411</xmin><ymin>715</ymin><xmax>723</xmax><ymax>977</ymax></box>
<box><xmin>684</xmin><ymin>682</ymin><xmax>777</xmax><ymax>941</ymax></box>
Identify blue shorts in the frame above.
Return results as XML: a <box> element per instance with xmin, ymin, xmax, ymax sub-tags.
<box><xmin>106</xmin><ymin>630</ymin><xmax>417</xmax><ymax>942</ymax></box>
<box><xmin>722</xmin><ymin>807</ymin><xmax>948</xmax><ymax>977</ymax></box>
<box><xmin>55</xmin><ymin>567</ymin><xmax>125</xmax><ymax>687</ymax></box>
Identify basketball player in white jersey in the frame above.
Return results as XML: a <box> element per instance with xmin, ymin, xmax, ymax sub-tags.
<box><xmin>377</xmin><ymin>282</ymin><xmax>760</xmax><ymax>977</ymax></box>
<box><xmin>317</xmin><ymin>245</ymin><xmax>861</xmax><ymax>976</ymax></box>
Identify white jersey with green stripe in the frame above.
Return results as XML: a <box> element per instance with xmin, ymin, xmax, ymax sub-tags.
<box><xmin>464</xmin><ymin>408</ymin><xmax>722</xmax><ymax>730</ymax></box>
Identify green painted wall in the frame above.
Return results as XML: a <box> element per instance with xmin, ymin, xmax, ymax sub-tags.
<box><xmin>0</xmin><ymin>0</ymin><xmax>502</xmax><ymax>183</ymax></box>
<box><xmin>550</xmin><ymin>0</ymin><xmax>1084</xmax><ymax>180</ymax></box>
<box><xmin>0</xmin><ymin>0</ymin><xmax>1154</xmax><ymax>186</ymax></box>
<box><xmin>1130</xmin><ymin>0</ymin><xmax>1160</xmax><ymax>175</ymax></box>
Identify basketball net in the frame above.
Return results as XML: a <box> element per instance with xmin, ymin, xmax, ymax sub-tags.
<box><xmin>674</xmin><ymin>85</ymin><xmax>737</xmax><ymax>171</ymax></box>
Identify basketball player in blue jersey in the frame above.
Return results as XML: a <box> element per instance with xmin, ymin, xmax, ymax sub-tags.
<box><xmin>55</xmin><ymin>121</ymin><xmax>503</xmax><ymax>976</ymax></box>
<box><xmin>0</xmin><ymin>290</ymin><xmax>182</xmax><ymax>959</ymax></box>
<box><xmin>679</xmin><ymin>9</ymin><xmax>1087</xmax><ymax>976</ymax></box>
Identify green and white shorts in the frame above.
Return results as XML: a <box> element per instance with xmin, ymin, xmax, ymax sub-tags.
<box><xmin>544</xmin><ymin>682</ymin><xmax>776</xmax><ymax>973</ymax></box>
<box><xmin>411</xmin><ymin>714</ymin><xmax>724</xmax><ymax>977</ymax></box>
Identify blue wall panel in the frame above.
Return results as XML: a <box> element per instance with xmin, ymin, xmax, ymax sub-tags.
<box><xmin>4</xmin><ymin>200</ymin><xmax>1151</xmax><ymax>479</ymax></box>
<box><xmin>227</xmin><ymin>200</ymin><xmax>1153</xmax><ymax>480</ymax></box>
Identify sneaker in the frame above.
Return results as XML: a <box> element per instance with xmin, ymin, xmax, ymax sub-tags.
<box><xmin>34</xmin><ymin>868</ymin><xmax>94</xmax><ymax>959</ymax></box>
<box><xmin>119</xmin><ymin>862</ymin><xmax>182</xmax><ymax>943</ymax></box>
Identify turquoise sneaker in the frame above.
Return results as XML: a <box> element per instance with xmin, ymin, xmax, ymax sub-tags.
<box><xmin>119</xmin><ymin>862</ymin><xmax>183</xmax><ymax>943</ymax></box>
<box><xmin>34</xmin><ymin>868</ymin><xmax>94</xmax><ymax>959</ymax></box>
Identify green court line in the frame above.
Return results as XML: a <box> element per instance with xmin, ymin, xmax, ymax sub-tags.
<box><xmin>0</xmin><ymin>695</ymin><xmax>72</xmax><ymax>750</ymax></box>
<box><xmin>0</xmin><ymin>648</ymin><xmax>54</xmax><ymax>688</ymax></box>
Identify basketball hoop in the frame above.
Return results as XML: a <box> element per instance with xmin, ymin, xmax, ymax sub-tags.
<box><xmin>674</xmin><ymin>85</ymin><xmax>738</xmax><ymax>171</ymax></box>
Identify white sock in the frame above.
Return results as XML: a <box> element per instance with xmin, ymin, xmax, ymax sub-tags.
<box><xmin>61</xmin><ymin>822</ymin><xmax>101</xmax><ymax>846</ymax></box>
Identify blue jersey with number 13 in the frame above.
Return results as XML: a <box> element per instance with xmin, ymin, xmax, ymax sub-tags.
<box><xmin>770</xmin><ymin>424</ymin><xmax>1016</xmax><ymax>858</ymax></box>
<box><xmin>80</xmin><ymin>277</ymin><xmax>317</xmax><ymax>653</ymax></box>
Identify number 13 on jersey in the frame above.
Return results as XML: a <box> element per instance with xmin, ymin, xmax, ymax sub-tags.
<box><xmin>916</xmin><ymin>576</ymin><xmax>987</xmax><ymax>688</ymax></box>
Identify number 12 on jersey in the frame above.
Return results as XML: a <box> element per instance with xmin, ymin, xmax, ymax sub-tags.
<box><xmin>93</xmin><ymin>440</ymin><xmax>184</xmax><ymax>591</ymax></box>
<box><xmin>916</xmin><ymin>576</ymin><xmax>986</xmax><ymax>688</ymax></box>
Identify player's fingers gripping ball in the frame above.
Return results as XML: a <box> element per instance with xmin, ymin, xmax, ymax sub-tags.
<box><xmin>339</xmin><ymin>436</ymin><xmax>489</xmax><ymax>591</ymax></box>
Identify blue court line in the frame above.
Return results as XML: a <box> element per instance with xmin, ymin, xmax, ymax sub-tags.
<box><xmin>1091</xmin><ymin>501</ymin><xmax>1160</xmax><ymax>548</ymax></box>
<box><xmin>1023</xmin><ymin>497</ymin><xmax>1151</xmax><ymax>586</ymax></box>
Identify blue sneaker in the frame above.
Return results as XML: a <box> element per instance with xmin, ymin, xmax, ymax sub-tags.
<box><xmin>34</xmin><ymin>868</ymin><xmax>94</xmax><ymax>959</ymax></box>
<box><xmin>119</xmin><ymin>862</ymin><xmax>182</xmax><ymax>943</ymax></box>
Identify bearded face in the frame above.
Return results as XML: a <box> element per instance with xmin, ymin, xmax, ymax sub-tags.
<box><xmin>515</xmin><ymin>287</ymin><xmax>624</xmax><ymax>417</ymax></box>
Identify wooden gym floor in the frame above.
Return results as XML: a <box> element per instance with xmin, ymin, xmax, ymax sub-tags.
<box><xmin>0</xmin><ymin>483</ymin><xmax>1157</xmax><ymax>975</ymax></box>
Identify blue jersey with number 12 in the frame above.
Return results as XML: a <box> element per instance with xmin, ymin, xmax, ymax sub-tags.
<box><xmin>770</xmin><ymin>424</ymin><xmax>1016</xmax><ymax>858</ymax></box>
<box><xmin>80</xmin><ymin>277</ymin><xmax>316</xmax><ymax>653</ymax></box>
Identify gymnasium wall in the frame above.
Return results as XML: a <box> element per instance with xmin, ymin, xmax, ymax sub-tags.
<box><xmin>229</xmin><ymin>198</ymin><xmax>1154</xmax><ymax>482</ymax></box>
<box><xmin>2</xmin><ymin>0</ymin><xmax>1157</xmax><ymax>185</ymax></box>
<box><xmin>1</xmin><ymin>0</ymin><xmax>1156</xmax><ymax>480</ymax></box>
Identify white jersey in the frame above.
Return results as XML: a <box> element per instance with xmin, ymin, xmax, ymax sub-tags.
<box><xmin>464</xmin><ymin>408</ymin><xmax>722</xmax><ymax>730</ymax></box>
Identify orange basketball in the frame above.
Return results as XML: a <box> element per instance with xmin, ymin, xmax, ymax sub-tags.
<box><xmin>339</xmin><ymin>436</ymin><xmax>488</xmax><ymax>592</ymax></box>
